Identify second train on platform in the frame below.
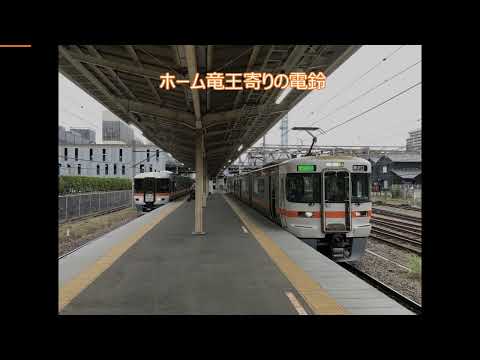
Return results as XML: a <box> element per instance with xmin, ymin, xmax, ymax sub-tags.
<box><xmin>133</xmin><ymin>171</ymin><xmax>194</xmax><ymax>212</ymax></box>
<box><xmin>227</xmin><ymin>156</ymin><xmax>372</xmax><ymax>261</ymax></box>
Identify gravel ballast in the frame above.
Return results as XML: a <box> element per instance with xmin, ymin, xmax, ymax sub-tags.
<box><xmin>58</xmin><ymin>207</ymin><xmax>142</xmax><ymax>257</ymax></box>
<box><xmin>353</xmin><ymin>237</ymin><xmax>422</xmax><ymax>305</ymax></box>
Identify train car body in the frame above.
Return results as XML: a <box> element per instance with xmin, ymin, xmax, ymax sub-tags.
<box><xmin>133</xmin><ymin>171</ymin><xmax>193</xmax><ymax>211</ymax></box>
<box><xmin>227</xmin><ymin>155</ymin><xmax>372</xmax><ymax>261</ymax></box>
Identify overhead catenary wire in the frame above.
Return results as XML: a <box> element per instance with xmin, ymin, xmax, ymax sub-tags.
<box><xmin>307</xmin><ymin>59</ymin><xmax>422</xmax><ymax>128</ymax></box>
<box><xmin>59</xmin><ymin>155</ymin><xmax>161</xmax><ymax>166</ymax></box>
<box><xmin>264</xmin><ymin>47</ymin><xmax>412</xmax><ymax>141</ymax></box>
<box><xmin>59</xmin><ymin>157</ymin><xmax>163</xmax><ymax>175</ymax></box>
<box><xmin>61</xmin><ymin>94</ymin><xmax>101</xmax><ymax>119</ymax></box>
<box><xmin>60</xmin><ymin>106</ymin><xmax>100</xmax><ymax>130</ymax></box>
<box><xmin>317</xmin><ymin>81</ymin><xmax>422</xmax><ymax>135</ymax></box>
<box><xmin>305</xmin><ymin>45</ymin><xmax>406</xmax><ymax>121</ymax></box>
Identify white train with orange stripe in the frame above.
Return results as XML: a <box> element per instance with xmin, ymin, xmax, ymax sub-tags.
<box><xmin>133</xmin><ymin>171</ymin><xmax>194</xmax><ymax>212</ymax></box>
<box><xmin>227</xmin><ymin>155</ymin><xmax>372</xmax><ymax>261</ymax></box>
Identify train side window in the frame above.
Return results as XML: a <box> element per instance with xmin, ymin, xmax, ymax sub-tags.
<box><xmin>257</xmin><ymin>178</ymin><xmax>265</xmax><ymax>194</ymax></box>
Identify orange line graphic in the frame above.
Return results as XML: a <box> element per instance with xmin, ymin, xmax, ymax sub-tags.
<box><xmin>0</xmin><ymin>45</ymin><xmax>32</xmax><ymax>48</ymax></box>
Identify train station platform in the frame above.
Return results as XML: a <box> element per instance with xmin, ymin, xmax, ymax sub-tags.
<box><xmin>59</xmin><ymin>194</ymin><xmax>413</xmax><ymax>315</ymax></box>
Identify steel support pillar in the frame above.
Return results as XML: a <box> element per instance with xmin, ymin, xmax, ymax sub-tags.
<box><xmin>193</xmin><ymin>130</ymin><xmax>205</xmax><ymax>234</ymax></box>
<box><xmin>203</xmin><ymin>156</ymin><xmax>207</xmax><ymax>208</ymax></box>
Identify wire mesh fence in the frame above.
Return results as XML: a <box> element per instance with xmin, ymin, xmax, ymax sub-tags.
<box><xmin>371</xmin><ymin>184</ymin><xmax>422</xmax><ymax>208</ymax></box>
<box><xmin>58</xmin><ymin>190</ymin><xmax>132</xmax><ymax>223</ymax></box>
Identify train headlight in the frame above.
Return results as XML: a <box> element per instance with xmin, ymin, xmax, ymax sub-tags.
<box><xmin>354</xmin><ymin>211</ymin><xmax>368</xmax><ymax>217</ymax></box>
<box><xmin>304</xmin><ymin>212</ymin><xmax>313</xmax><ymax>218</ymax></box>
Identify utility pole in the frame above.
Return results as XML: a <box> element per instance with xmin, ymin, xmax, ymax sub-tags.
<box><xmin>131</xmin><ymin>132</ymin><xmax>136</xmax><ymax>178</ymax></box>
<box><xmin>280</xmin><ymin>114</ymin><xmax>288</xmax><ymax>147</ymax></box>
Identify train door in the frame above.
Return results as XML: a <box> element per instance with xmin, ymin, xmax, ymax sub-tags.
<box><xmin>272</xmin><ymin>172</ymin><xmax>280</xmax><ymax>223</ymax></box>
<box><xmin>248</xmin><ymin>175</ymin><xmax>253</xmax><ymax>205</ymax></box>
<box><xmin>269</xmin><ymin>173</ymin><xmax>279</xmax><ymax>222</ymax></box>
<box><xmin>171</xmin><ymin>179</ymin><xmax>176</xmax><ymax>199</ymax></box>
<box><xmin>322</xmin><ymin>170</ymin><xmax>351</xmax><ymax>232</ymax></box>
<box><xmin>144</xmin><ymin>177</ymin><xmax>155</xmax><ymax>206</ymax></box>
<box><xmin>279</xmin><ymin>174</ymin><xmax>287</xmax><ymax>227</ymax></box>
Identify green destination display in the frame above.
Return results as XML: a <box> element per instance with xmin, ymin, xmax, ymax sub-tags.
<box><xmin>297</xmin><ymin>164</ymin><xmax>316</xmax><ymax>172</ymax></box>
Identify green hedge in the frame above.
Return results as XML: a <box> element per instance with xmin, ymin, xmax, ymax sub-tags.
<box><xmin>59</xmin><ymin>176</ymin><xmax>132</xmax><ymax>195</ymax></box>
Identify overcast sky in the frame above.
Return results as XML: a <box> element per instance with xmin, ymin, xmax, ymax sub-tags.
<box><xmin>59</xmin><ymin>45</ymin><xmax>421</xmax><ymax>152</ymax></box>
<box><xmin>58</xmin><ymin>74</ymin><xmax>148</xmax><ymax>143</ymax></box>
<box><xmin>256</xmin><ymin>44</ymin><xmax>421</xmax><ymax>148</ymax></box>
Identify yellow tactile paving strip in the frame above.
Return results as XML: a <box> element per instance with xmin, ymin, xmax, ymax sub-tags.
<box><xmin>224</xmin><ymin>195</ymin><xmax>348</xmax><ymax>315</ymax></box>
<box><xmin>59</xmin><ymin>200</ymin><xmax>186</xmax><ymax>313</ymax></box>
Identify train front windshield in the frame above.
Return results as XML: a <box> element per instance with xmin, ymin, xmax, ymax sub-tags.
<box><xmin>286</xmin><ymin>171</ymin><xmax>370</xmax><ymax>203</ymax></box>
<box><xmin>286</xmin><ymin>174</ymin><xmax>321</xmax><ymax>203</ymax></box>
<box><xmin>351</xmin><ymin>173</ymin><xmax>370</xmax><ymax>203</ymax></box>
<box><xmin>134</xmin><ymin>178</ymin><xmax>170</xmax><ymax>193</ymax></box>
<box><xmin>135</xmin><ymin>178</ymin><xmax>153</xmax><ymax>193</ymax></box>
<box><xmin>156</xmin><ymin>179</ymin><xmax>170</xmax><ymax>192</ymax></box>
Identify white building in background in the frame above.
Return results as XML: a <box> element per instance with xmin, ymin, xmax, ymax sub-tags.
<box><xmin>406</xmin><ymin>128</ymin><xmax>421</xmax><ymax>153</ymax></box>
<box><xmin>58</xmin><ymin>144</ymin><xmax>181</xmax><ymax>178</ymax></box>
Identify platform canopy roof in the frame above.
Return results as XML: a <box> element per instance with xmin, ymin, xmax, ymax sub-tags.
<box><xmin>383</xmin><ymin>152</ymin><xmax>422</xmax><ymax>163</ymax></box>
<box><xmin>59</xmin><ymin>45</ymin><xmax>361</xmax><ymax>175</ymax></box>
<box><xmin>390</xmin><ymin>169</ymin><xmax>422</xmax><ymax>179</ymax></box>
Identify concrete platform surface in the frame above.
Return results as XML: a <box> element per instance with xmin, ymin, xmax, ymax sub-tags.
<box><xmin>59</xmin><ymin>194</ymin><xmax>413</xmax><ymax>315</ymax></box>
<box><xmin>228</xmin><ymin>195</ymin><xmax>413</xmax><ymax>315</ymax></box>
<box><xmin>59</xmin><ymin>195</ymin><xmax>311</xmax><ymax>315</ymax></box>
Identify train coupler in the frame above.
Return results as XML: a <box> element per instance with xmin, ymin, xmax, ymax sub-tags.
<box><xmin>331</xmin><ymin>248</ymin><xmax>346</xmax><ymax>259</ymax></box>
<box><xmin>328</xmin><ymin>233</ymin><xmax>353</xmax><ymax>261</ymax></box>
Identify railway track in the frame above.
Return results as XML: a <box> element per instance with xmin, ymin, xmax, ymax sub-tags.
<box><xmin>58</xmin><ymin>207</ymin><xmax>146</xmax><ymax>260</ymax></box>
<box><xmin>373</xmin><ymin>202</ymin><xmax>421</xmax><ymax>212</ymax></box>
<box><xmin>370</xmin><ymin>206</ymin><xmax>423</xmax><ymax>254</ymax></box>
<box><xmin>372</xmin><ymin>208</ymin><xmax>421</xmax><ymax>224</ymax></box>
<box><xmin>369</xmin><ymin>233</ymin><xmax>421</xmax><ymax>254</ymax></box>
<box><xmin>340</xmin><ymin>262</ymin><xmax>422</xmax><ymax>315</ymax></box>
<box><xmin>372</xmin><ymin>214</ymin><xmax>422</xmax><ymax>229</ymax></box>
<box><xmin>371</xmin><ymin>218</ymin><xmax>421</xmax><ymax>237</ymax></box>
<box><xmin>370</xmin><ymin>221</ymin><xmax>422</xmax><ymax>254</ymax></box>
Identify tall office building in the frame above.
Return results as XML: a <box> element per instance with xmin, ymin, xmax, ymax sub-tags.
<box><xmin>102</xmin><ymin>111</ymin><xmax>134</xmax><ymax>144</ymax></box>
<box><xmin>70</xmin><ymin>128</ymin><xmax>96</xmax><ymax>144</ymax></box>
<box><xmin>406</xmin><ymin>128</ymin><xmax>421</xmax><ymax>153</ymax></box>
<box><xmin>59</xmin><ymin>125</ymin><xmax>95</xmax><ymax>145</ymax></box>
